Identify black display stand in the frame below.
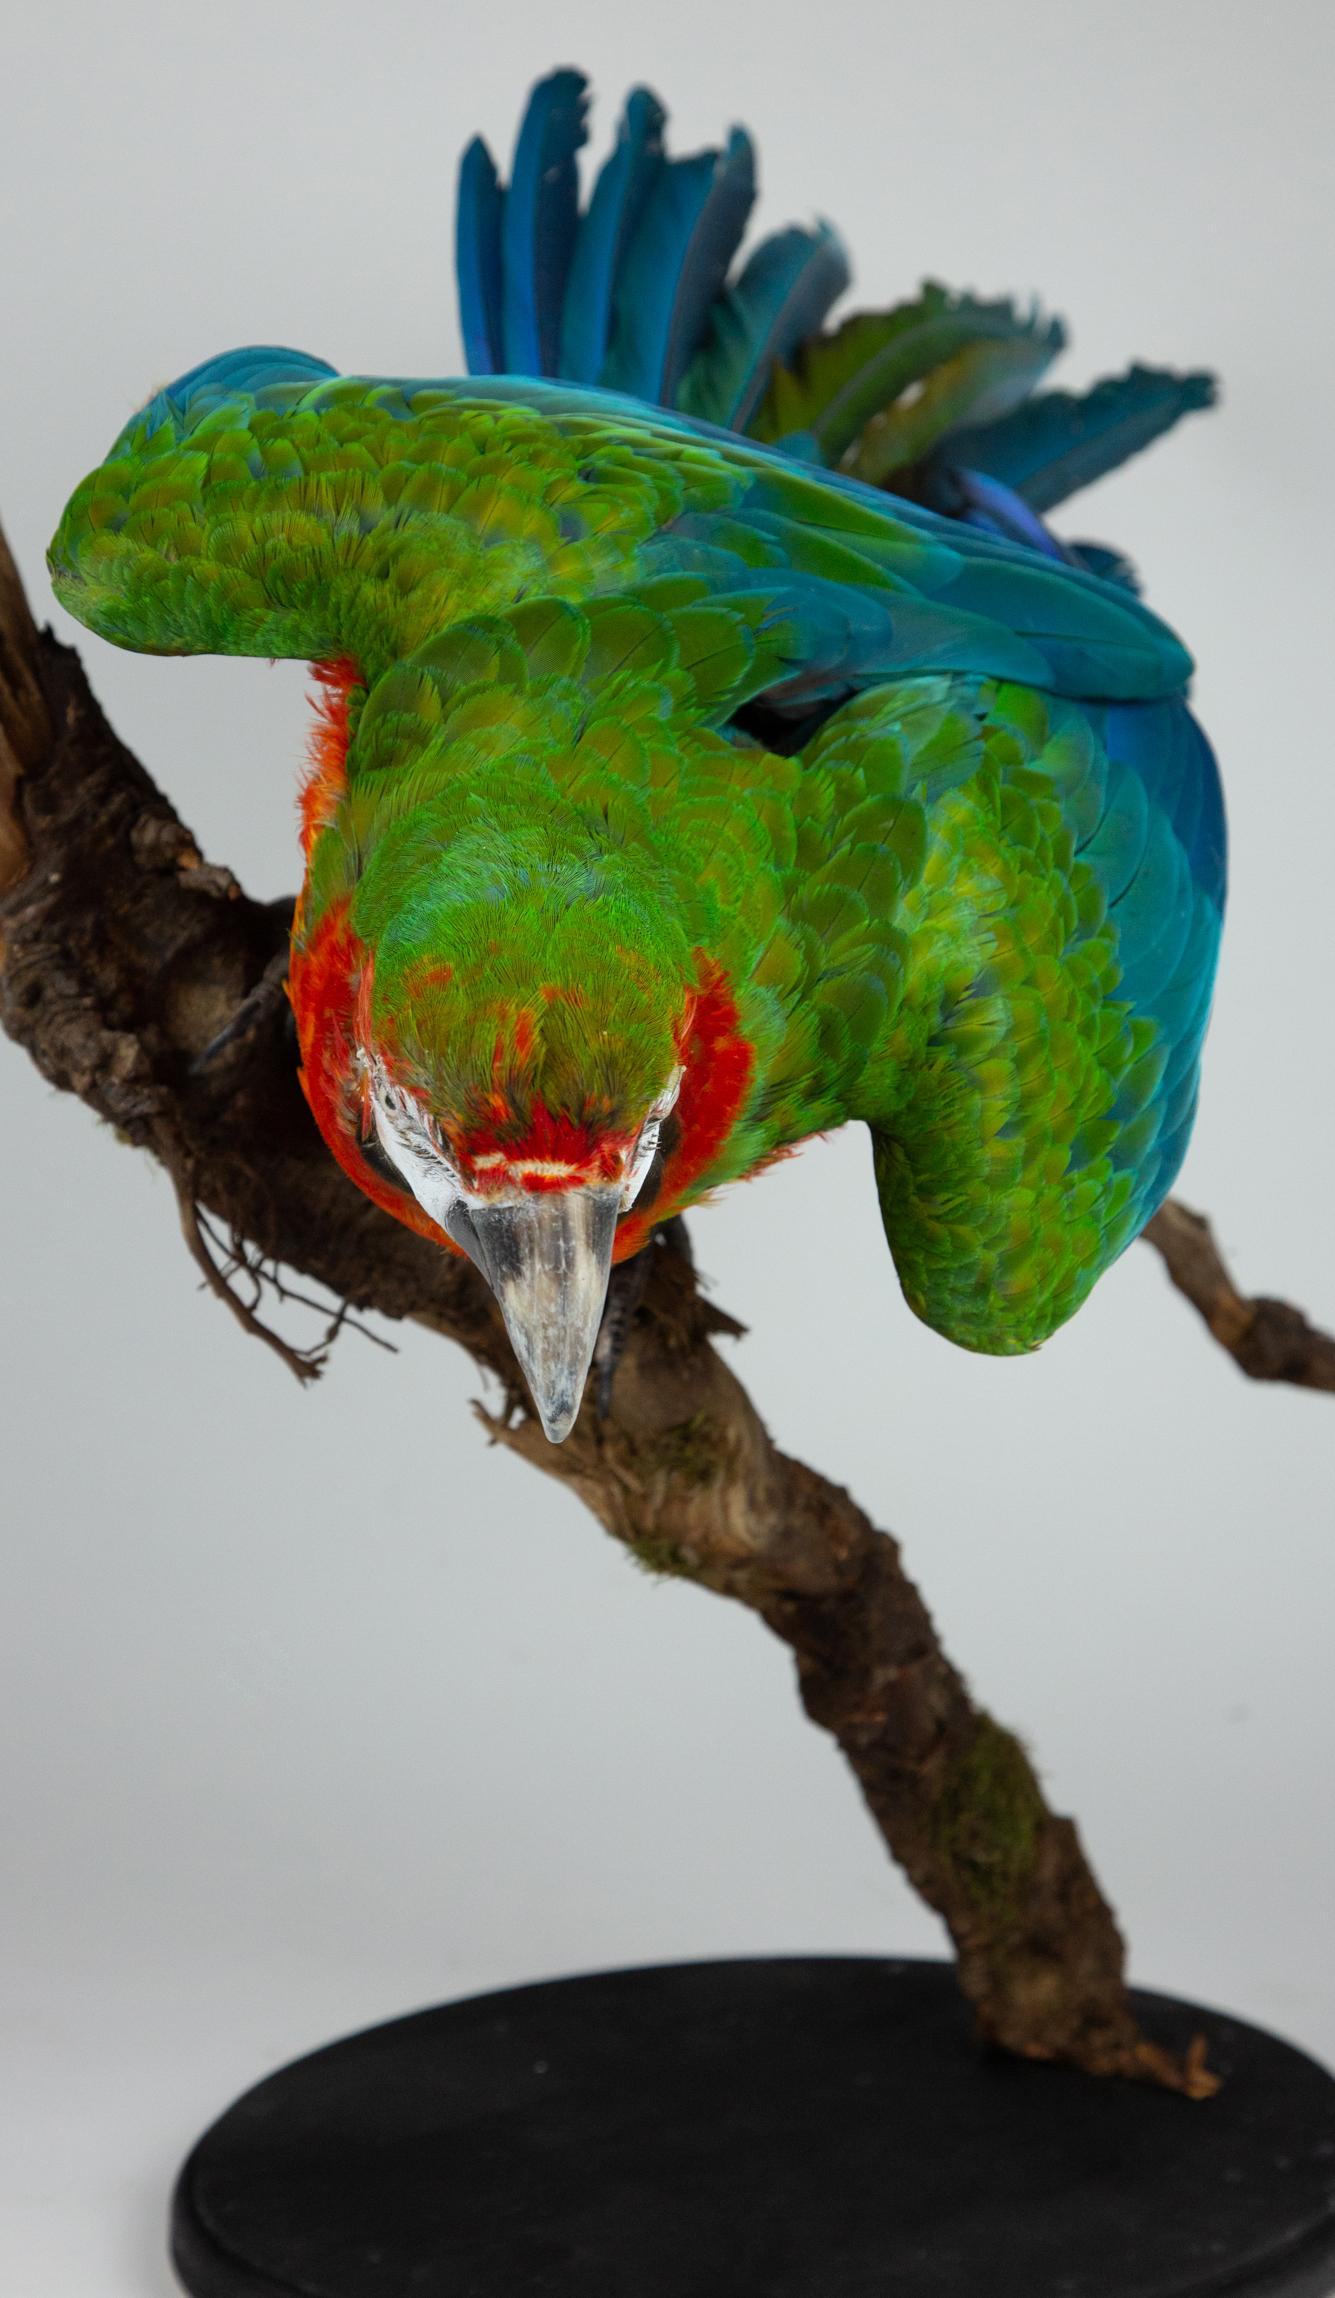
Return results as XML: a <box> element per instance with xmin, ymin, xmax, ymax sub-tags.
<box><xmin>170</xmin><ymin>1957</ymin><xmax>1335</xmax><ymax>2298</ymax></box>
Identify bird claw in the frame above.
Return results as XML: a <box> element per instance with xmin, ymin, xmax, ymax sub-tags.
<box><xmin>592</xmin><ymin>1219</ymin><xmax>691</xmax><ymax>1417</ymax></box>
<box><xmin>593</xmin><ymin>1243</ymin><xmax>654</xmax><ymax>1419</ymax></box>
<box><xmin>190</xmin><ymin>945</ymin><xmax>293</xmax><ymax>1073</ymax></box>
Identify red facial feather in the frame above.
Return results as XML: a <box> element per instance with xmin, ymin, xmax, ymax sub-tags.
<box><xmin>455</xmin><ymin>1101</ymin><xmax>635</xmax><ymax>1193</ymax></box>
<box><xmin>288</xmin><ymin>895</ymin><xmax>461</xmax><ymax>1252</ymax></box>
<box><xmin>613</xmin><ymin>960</ymin><xmax>754</xmax><ymax>1261</ymax></box>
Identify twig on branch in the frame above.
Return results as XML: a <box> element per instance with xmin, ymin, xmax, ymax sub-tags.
<box><xmin>257</xmin><ymin>1253</ymin><xmax>401</xmax><ymax>1357</ymax></box>
<box><xmin>177</xmin><ymin>1182</ymin><xmax>327</xmax><ymax>1385</ymax></box>
<box><xmin>1144</xmin><ymin>1200</ymin><xmax>1335</xmax><ymax>1391</ymax></box>
<box><xmin>194</xmin><ymin>1208</ymin><xmax>401</xmax><ymax>1361</ymax></box>
<box><xmin>10</xmin><ymin>516</ymin><xmax>1320</xmax><ymax>2100</ymax></box>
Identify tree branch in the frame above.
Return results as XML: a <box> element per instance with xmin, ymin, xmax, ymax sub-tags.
<box><xmin>174</xmin><ymin>1178</ymin><xmax>330</xmax><ymax>1384</ymax></box>
<box><xmin>1144</xmin><ymin>1200</ymin><xmax>1335</xmax><ymax>1391</ymax></box>
<box><xmin>16</xmin><ymin>518</ymin><xmax>1325</xmax><ymax>2100</ymax></box>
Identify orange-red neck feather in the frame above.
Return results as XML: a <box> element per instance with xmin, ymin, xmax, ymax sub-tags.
<box><xmin>298</xmin><ymin>657</ymin><xmax>359</xmax><ymax>859</ymax></box>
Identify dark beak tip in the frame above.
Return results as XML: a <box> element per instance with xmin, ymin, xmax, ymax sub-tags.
<box><xmin>537</xmin><ymin>1397</ymin><xmax>580</xmax><ymax>1445</ymax></box>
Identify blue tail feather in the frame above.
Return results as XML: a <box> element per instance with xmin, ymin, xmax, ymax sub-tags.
<box><xmin>455</xmin><ymin>137</ymin><xmax>505</xmax><ymax>375</ymax></box>
<box><xmin>560</xmin><ymin>86</ymin><xmax>666</xmax><ymax>385</ymax></box>
<box><xmin>452</xmin><ymin>74</ymin><xmax>1217</xmax><ymax>589</ymax></box>
<box><xmin>1068</xmin><ymin>540</ymin><xmax>1140</xmax><ymax>592</ymax></box>
<box><xmin>936</xmin><ymin>365</ymin><xmax>1217</xmax><ymax>513</ymax></box>
<box><xmin>601</xmin><ymin>128</ymin><xmax>756</xmax><ymax>404</ymax></box>
<box><xmin>501</xmin><ymin>67</ymin><xmax>589</xmax><ymax>375</ymax></box>
<box><xmin>679</xmin><ymin>222</ymin><xmax>850</xmax><ymax>431</ymax></box>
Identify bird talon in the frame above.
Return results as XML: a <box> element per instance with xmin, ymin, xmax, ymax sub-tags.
<box><xmin>190</xmin><ymin>947</ymin><xmax>292</xmax><ymax>1073</ymax></box>
<box><xmin>593</xmin><ymin>1244</ymin><xmax>655</xmax><ymax>1418</ymax></box>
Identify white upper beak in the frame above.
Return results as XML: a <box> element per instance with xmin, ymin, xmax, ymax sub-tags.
<box><xmin>444</xmin><ymin>1186</ymin><xmax>620</xmax><ymax>1442</ymax></box>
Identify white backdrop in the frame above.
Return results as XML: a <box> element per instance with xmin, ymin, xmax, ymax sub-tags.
<box><xmin>2</xmin><ymin>3</ymin><xmax>1333</xmax><ymax>2291</ymax></box>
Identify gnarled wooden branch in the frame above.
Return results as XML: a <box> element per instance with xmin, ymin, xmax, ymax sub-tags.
<box><xmin>1144</xmin><ymin>1201</ymin><xmax>1335</xmax><ymax>1391</ymax></box>
<box><xmin>14</xmin><ymin>516</ymin><xmax>1327</xmax><ymax>2099</ymax></box>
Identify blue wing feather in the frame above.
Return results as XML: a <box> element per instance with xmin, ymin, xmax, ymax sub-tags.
<box><xmin>159</xmin><ymin>346</ymin><xmax>338</xmax><ymax>404</ymax></box>
<box><xmin>1067</xmin><ymin>541</ymin><xmax>1141</xmax><ymax>592</ymax></box>
<box><xmin>948</xmin><ymin>468</ymin><xmax>1071</xmax><ymax>562</ymax></box>
<box><xmin>706</xmin><ymin>449</ymin><xmax>1194</xmax><ymax>701</ymax></box>
<box><xmin>1077</xmin><ymin>695</ymin><xmax>1225</xmax><ymax>1207</ymax></box>
<box><xmin>1102</xmin><ymin>699</ymin><xmax>1225</xmax><ymax>905</ymax></box>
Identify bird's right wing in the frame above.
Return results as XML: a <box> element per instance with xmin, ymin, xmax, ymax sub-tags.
<box><xmin>51</xmin><ymin>357</ymin><xmax>1192</xmax><ymax>715</ymax></box>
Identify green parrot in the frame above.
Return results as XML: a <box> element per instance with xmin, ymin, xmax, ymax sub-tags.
<box><xmin>48</xmin><ymin>69</ymin><xmax>1224</xmax><ymax>1440</ymax></box>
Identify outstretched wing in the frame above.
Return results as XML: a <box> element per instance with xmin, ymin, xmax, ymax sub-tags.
<box><xmin>51</xmin><ymin>356</ymin><xmax>1192</xmax><ymax>711</ymax></box>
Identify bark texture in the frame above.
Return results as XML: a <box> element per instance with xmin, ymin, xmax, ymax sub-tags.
<box><xmin>7</xmin><ymin>522</ymin><xmax>1326</xmax><ymax>2096</ymax></box>
<box><xmin>1144</xmin><ymin>1201</ymin><xmax>1335</xmax><ymax>1391</ymax></box>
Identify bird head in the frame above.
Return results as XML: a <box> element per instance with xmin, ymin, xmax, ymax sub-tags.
<box><xmin>292</xmin><ymin>820</ymin><xmax>752</xmax><ymax>1442</ymax></box>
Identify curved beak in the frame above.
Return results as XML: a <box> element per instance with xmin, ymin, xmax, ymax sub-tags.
<box><xmin>445</xmin><ymin>1187</ymin><xmax>620</xmax><ymax>1444</ymax></box>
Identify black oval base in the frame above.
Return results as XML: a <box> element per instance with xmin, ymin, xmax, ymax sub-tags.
<box><xmin>170</xmin><ymin>1957</ymin><xmax>1335</xmax><ymax>2298</ymax></box>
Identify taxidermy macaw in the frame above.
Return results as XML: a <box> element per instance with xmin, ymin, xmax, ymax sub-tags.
<box><xmin>49</xmin><ymin>69</ymin><xmax>1224</xmax><ymax>1441</ymax></box>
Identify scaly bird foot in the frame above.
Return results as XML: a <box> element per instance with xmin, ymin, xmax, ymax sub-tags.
<box><xmin>190</xmin><ymin>897</ymin><xmax>296</xmax><ymax>1073</ymax></box>
<box><xmin>593</xmin><ymin>1246</ymin><xmax>654</xmax><ymax>1420</ymax></box>
<box><xmin>593</xmin><ymin>1218</ymin><xmax>691</xmax><ymax>1417</ymax></box>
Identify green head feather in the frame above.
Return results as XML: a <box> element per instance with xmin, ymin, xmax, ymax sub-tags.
<box><xmin>353</xmin><ymin>804</ymin><xmax>694</xmax><ymax>1156</ymax></box>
